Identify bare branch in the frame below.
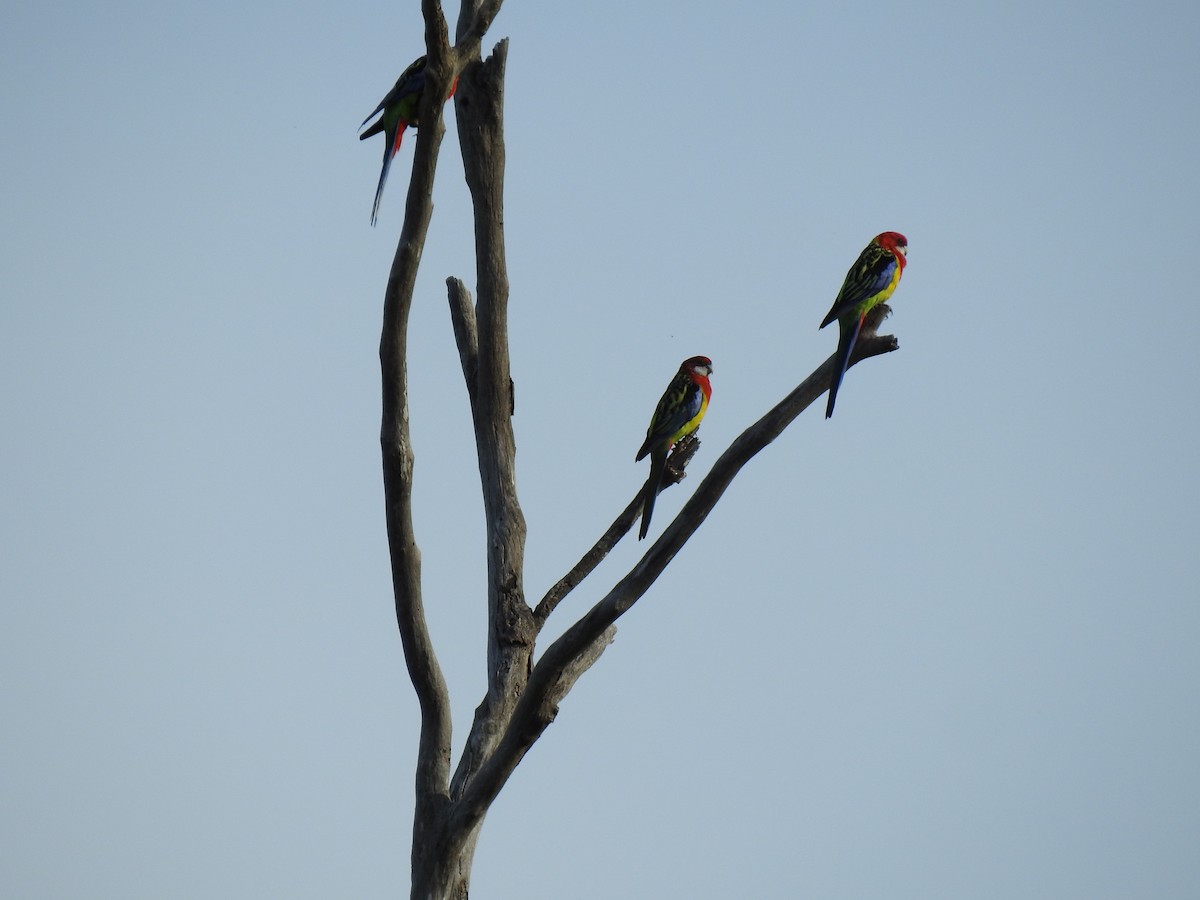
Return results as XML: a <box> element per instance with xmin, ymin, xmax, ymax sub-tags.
<box><xmin>447</xmin><ymin>277</ymin><xmax>479</xmax><ymax>409</ymax></box>
<box><xmin>422</xmin><ymin>0</ymin><xmax>451</xmax><ymax>59</ymax></box>
<box><xmin>533</xmin><ymin>495</ymin><xmax>641</xmax><ymax>626</ymax></box>
<box><xmin>454</xmin><ymin>0</ymin><xmax>505</xmax><ymax>51</ymax></box>
<box><xmin>446</xmin><ymin>40</ymin><xmax>535</xmax><ymax>801</ymax></box>
<box><xmin>380</xmin><ymin>108</ymin><xmax>455</xmax><ymax>795</ymax></box>
<box><xmin>378</xmin><ymin>1</ymin><xmax>457</xmax><ymax>877</ymax></box>
<box><xmin>532</xmin><ymin>435</ymin><xmax>702</xmax><ymax>626</ymax></box>
<box><xmin>461</xmin><ymin>40</ymin><xmax>530</xmax><ymax>675</ymax></box>
<box><xmin>550</xmin><ymin>626</ymin><xmax>618</xmax><ymax>706</ymax></box>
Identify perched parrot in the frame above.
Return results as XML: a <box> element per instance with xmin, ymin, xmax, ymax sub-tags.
<box><xmin>359</xmin><ymin>56</ymin><xmax>457</xmax><ymax>226</ymax></box>
<box><xmin>635</xmin><ymin>356</ymin><xmax>714</xmax><ymax>541</ymax></box>
<box><xmin>819</xmin><ymin>231</ymin><xmax>908</xmax><ymax>419</ymax></box>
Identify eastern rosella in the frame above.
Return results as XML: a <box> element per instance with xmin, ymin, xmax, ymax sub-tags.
<box><xmin>635</xmin><ymin>356</ymin><xmax>714</xmax><ymax>541</ymax></box>
<box><xmin>819</xmin><ymin>231</ymin><xmax>908</xmax><ymax>418</ymax></box>
<box><xmin>359</xmin><ymin>56</ymin><xmax>457</xmax><ymax>226</ymax></box>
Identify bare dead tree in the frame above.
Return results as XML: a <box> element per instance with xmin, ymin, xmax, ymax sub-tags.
<box><xmin>377</xmin><ymin>2</ymin><xmax>898</xmax><ymax>896</ymax></box>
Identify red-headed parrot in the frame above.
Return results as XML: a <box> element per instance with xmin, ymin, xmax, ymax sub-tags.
<box><xmin>636</xmin><ymin>356</ymin><xmax>714</xmax><ymax>540</ymax></box>
<box><xmin>820</xmin><ymin>232</ymin><xmax>908</xmax><ymax>418</ymax></box>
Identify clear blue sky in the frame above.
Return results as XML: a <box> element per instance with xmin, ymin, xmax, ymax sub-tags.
<box><xmin>3</xmin><ymin>0</ymin><xmax>1199</xmax><ymax>897</ymax></box>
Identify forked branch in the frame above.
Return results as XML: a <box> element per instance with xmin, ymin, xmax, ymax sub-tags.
<box><xmin>531</xmin><ymin>306</ymin><xmax>897</xmax><ymax>625</ymax></box>
<box><xmin>445</xmin><ymin>319</ymin><xmax>899</xmax><ymax>842</ymax></box>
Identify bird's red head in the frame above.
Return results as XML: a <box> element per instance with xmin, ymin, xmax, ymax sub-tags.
<box><xmin>875</xmin><ymin>231</ymin><xmax>908</xmax><ymax>262</ymax></box>
<box><xmin>681</xmin><ymin>356</ymin><xmax>713</xmax><ymax>399</ymax></box>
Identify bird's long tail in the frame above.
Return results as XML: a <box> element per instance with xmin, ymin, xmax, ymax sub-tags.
<box><xmin>826</xmin><ymin>313</ymin><xmax>865</xmax><ymax>419</ymax></box>
<box><xmin>370</xmin><ymin>153</ymin><xmax>391</xmax><ymax>226</ymax></box>
<box><xmin>369</xmin><ymin>125</ymin><xmax>408</xmax><ymax>226</ymax></box>
<box><xmin>638</xmin><ymin>452</ymin><xmax>667</xmax><ymax>540</ymax></box>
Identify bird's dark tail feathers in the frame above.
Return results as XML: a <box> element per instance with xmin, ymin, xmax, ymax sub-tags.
<box><xmin>367</xmin><ymin>126</ymin><xmax>411</xmax><ymax>226</ymax></box>
<box><xmin>637</xmin><ymin>453</ymin><xmax>667</xmax><ymax>540</ymax></box>
<box><xmin>826</xmin><ymin>314</ymin><xmax>865</xmax><ymax>419</ymax></box>
<box><xmin>370</xmin><ymin>159</ymin><xmax>390</xmax><ymax>227</ymax></box>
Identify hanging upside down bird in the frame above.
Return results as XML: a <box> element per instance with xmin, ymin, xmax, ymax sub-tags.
<box><xmin>359</xmin><ymin>55</ymin><xmax>458</xmax><ymax>226</ymax></box>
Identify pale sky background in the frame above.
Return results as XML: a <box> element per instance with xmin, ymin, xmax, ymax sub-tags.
<box><xmin>3</xmin><ymin>0</ymin><xmax>1199</xmax><ymax>897</ymax></box>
